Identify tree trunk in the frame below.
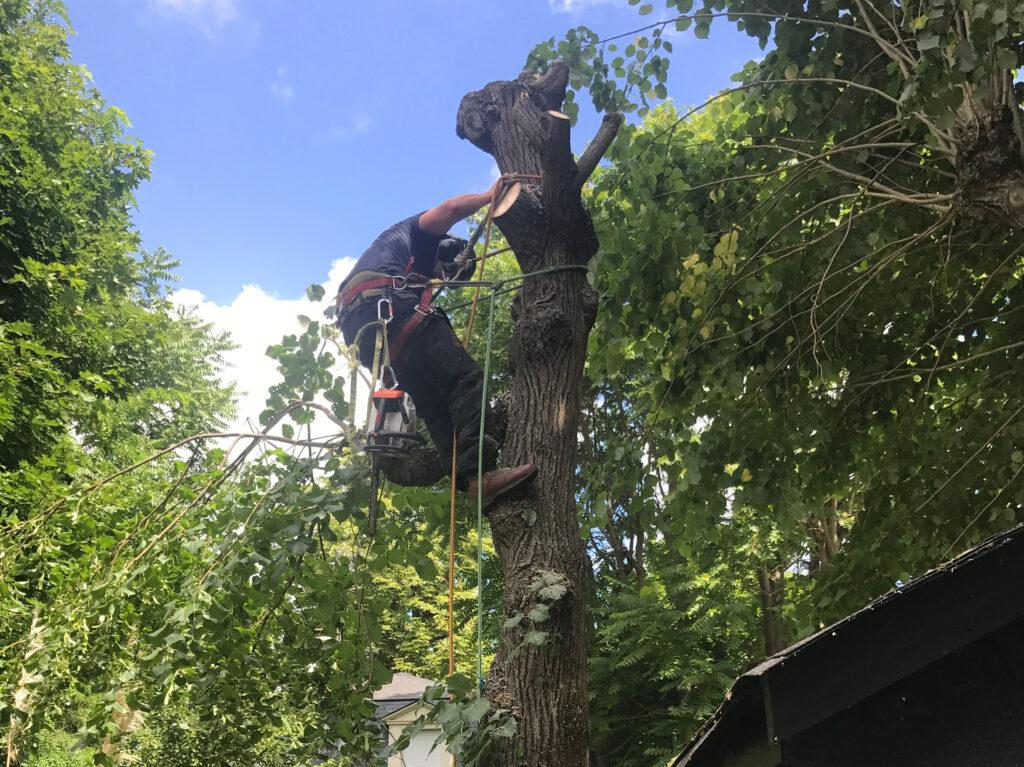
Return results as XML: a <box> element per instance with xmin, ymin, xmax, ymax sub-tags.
<box><xmin>455</xmin><ymin>64</ymin><xmax>621</xmax><ymax>767</ymax></box>
<box><xmin>755</xmin><ymin>563</ymin><xmax>788</xmax><ymax>656</ymax></box>
<box><xmin>956</xmin><ymin>102</ymin><xmax>1024</xmax><ymax>229</ymax></box>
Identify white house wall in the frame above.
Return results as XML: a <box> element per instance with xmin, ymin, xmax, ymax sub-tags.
<box><xmin>384</xmin><ymin>702</ymin><xmax>454</xmax><ymax>767</ymax></box>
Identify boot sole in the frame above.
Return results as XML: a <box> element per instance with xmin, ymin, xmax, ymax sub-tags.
<box><xmin>481</xmin><ymin>466</ymin><xmax>538</xmax><ymax>508</ymax></box>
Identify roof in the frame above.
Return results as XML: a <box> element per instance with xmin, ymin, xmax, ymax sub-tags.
<box><xmin>673</xmin><ymin>522</ymin><xmax>1024</xmax><ymax>767</ymax></box>
<box><xmin>374</xmin><ymin>672</ymin><xmax>437</xmax><ymax>701</ymax></box>
<box><xmin>373</xmin><ymin>672</ymin><xmax>438</xmax><ymax>719</ymax></box>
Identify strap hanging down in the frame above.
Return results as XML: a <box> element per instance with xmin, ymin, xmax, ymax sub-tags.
<box><xmin>387</xmin><ymin>286</ymin><xmax>435</xmax><ymax>361</ymax></box>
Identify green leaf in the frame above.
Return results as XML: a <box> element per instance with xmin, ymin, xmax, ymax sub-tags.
<box><xmin>523</xmin><ymin>630</ymin><xmax>547</xmax><ymax>646</ymax></box>
<box><xmin>527</xmin><ymin>604</ymin><xmax>550</xmax><ymax>623</ymax></box>
<box><xmin>447</xmin><ymin>673</ymin><xmax>474</xmax><ymax>697</ymax></box>
<box><xmin>306</xmin><ymin>283</ymin><xmax>326</xmax><ymax>301</ymax></box>
<box><xmin>539</xmin><ymin>583</ymin><xmax>568</xmax><ymax>602</ymax></box>
<box><xmin>464</xmin><ymin>697</ymin><xmax>490</xmax><ymax>723</ymax></box>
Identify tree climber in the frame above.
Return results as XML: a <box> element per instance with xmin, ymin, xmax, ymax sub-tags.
<box><xmin>335</xmin><ymin>178</ymin><xmax>537</xmax><ymax>506</ymax></box>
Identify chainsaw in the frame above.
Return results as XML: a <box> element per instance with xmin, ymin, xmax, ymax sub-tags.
<box><xmin>365</xmin><ymin>366</ymin><xmax>424</xmax><ymax>535</ymax></box>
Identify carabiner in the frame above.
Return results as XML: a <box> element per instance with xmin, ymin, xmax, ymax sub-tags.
<box><xmin>377</xmin><ymin>297</ymin><xmax>393</xmax><ymax>324</ymax></box>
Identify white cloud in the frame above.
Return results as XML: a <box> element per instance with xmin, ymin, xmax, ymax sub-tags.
<box><xmin>548</xmin><ymin>0</ymin><xmax>624</xmax><ymax>13</ymax></box>
<box><xmin>331</xmin><ymin>112</ymin><xmax>373</xmax><ymax>140</ymax></box>
<box><xmin>171</xmin><ymin>258</ymin><xmax>361</xmax><ymax>444</ymax></box>
<box><xmin>269</xmin><ymin>65</ymin><xmax>294</xmax><ymax>103</ymax></box>
<box><xmin>147</xmin><ymin>0</ymin><xmax>240</xmax><ymax>37</ymax></box>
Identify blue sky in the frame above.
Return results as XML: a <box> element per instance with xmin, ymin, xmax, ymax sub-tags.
<box><xmin>65</xmin><ymin>0</ymin><xmax>763</xmax><ymax>304</ymax></box>
<box><xmin>62</xmin><ymin>0</ymin><xmax>763</xmax><ymax>427</ymax></box>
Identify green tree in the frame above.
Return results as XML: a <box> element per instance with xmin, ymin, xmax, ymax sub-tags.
<box><xmin>526</xmin><ymin>2</ymin><xmax>1024</xmax><ymax>760</ymax></box>
<box><xmin>0</xmin><ymin>2</ymin><xmax>235</xmax><ymax>761</ymax></box>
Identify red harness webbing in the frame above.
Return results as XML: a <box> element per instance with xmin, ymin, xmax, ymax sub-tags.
<box><xmin>388</xmin><ymin>286</ymin><xmax>433</xmax><ymax>361</ymax></box>
<box><xmin>337</xmin><ymin>276</ymin><xmax>398</xmax><ymax>307</ymax></box>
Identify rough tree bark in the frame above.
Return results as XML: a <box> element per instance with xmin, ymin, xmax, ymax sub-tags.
<box><xmin>454</xmin><ymin>63</ymin><xmax>621</xmax><ymax>767</ymax></box>
<box><xmin>955</xmin><ymin>103</ymin><xmax>1024</xmax><ymax>230</ymax></box>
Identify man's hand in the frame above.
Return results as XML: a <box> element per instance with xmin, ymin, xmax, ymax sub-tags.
<box><xmin>442</xmin><ymin>253</ymin><xmax>476</xmax><ymax>282</ymax></box>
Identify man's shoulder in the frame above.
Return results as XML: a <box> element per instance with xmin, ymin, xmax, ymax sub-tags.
<box><xmin>371</xmin><ymin>213</ymin><xmax>420</xmax><ymax>241</ymax></box>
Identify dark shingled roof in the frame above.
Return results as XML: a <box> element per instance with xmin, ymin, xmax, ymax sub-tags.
<box><xmin>673</xmin><ymin>522</ymin><xmax>1024</xmax><ymax>767</ymax></box>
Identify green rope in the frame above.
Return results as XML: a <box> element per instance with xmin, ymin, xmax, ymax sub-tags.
<box><xmin>438</xmin><ymin>264</ymin><xmax>589</xmax><ymax>314</ymax></box>
<box><xmin>475</xmin><ymin>285</ymin><xmax>497</xmax><ymax>691</ymax></box>
<box><xmin>355</xmin><ymin>319</ymin><xmax>391</xmax><ymax>431</ymax></box>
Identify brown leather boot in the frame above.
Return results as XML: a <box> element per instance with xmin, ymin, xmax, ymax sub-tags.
<box><xmin>467</xmin><ymin>463</ymin><xmax>537</xmax><ymax>508</ymax></box>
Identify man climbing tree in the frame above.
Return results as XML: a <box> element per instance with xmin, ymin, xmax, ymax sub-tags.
<box><xmin>342</xmin><ymin>62</ymin><xmax>623</xmax><ymax>765</ymax></box>
<box><xmin>335</xmin><ymin>180</ymin><xmax>537</xmax><ymax>504</ymax></box>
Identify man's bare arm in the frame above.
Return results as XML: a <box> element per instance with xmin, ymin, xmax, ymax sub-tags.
<box><xmin>418</xmin><ymin>178</ymin><xmax>509</xmax><ymax>235</ymax></box>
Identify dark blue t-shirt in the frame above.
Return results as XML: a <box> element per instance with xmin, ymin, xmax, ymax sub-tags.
<box><xmin>340</xmin><ymin>214</ymin><xmax>443</xmax><ymax>294</ymax></box>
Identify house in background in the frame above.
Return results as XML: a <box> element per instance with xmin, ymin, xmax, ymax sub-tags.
<box><xmin>374</xmin><ymin>672</ymin><xmax>454</xmax><ymax>767</ymax></box>
<box><xmin>673</xmin><ymin>523</ymin><xmax>1024</xmax><ymax>767</ymax></box>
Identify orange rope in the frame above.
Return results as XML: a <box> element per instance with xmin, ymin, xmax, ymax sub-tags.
<box><xmin>463</xmin><ymin>186</ymin><xmax>500</xmax><ymax>346</ymax></box>
<box><xmin>447</xmin><ymin>437</ymin><xmax>458</xmax><ymax>676</ymax></box>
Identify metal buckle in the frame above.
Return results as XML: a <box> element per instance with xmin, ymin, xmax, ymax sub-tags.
<box><xmin>377</xmin><ymin>298</ymin><xmax>393</xmax><ymax>324</ymax></box>
<box><xmin>390</xmin><ymin>275</ymin><xmax>408</xmax><ymax>291</ymax></box>
<box><xmin>414</xmin><ymin>304</ymin><xmax>433</xmax><ymax>317</ymax></box>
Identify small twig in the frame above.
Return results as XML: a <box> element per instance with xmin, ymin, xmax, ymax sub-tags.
<box><xmin>851</xmin><ymin>339</ymin><xmax>1024</xmax><ymax>388</ymax></box>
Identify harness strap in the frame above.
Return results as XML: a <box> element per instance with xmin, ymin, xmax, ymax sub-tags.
<box><xmin>337</xmin><ymin>270</ymin><xmax>431</xmax><ymax>307</ymax></box>
<box><xmin>339</xmin><ymin>276</ymin><xmax>402</xmax><ymax>306</ymax></box>
<box><xmin>388</xmin><ymin>286</ymin><xmax>434</xmax><ymax>361</ymax></box>
<box><xmin>337</xmin><ymin>273</ymin><xmax>434</xmax><ymax>363</ymax></box>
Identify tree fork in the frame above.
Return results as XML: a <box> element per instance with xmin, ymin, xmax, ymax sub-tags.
<box><xmin>456</xmin><ymin>63</ymin><xmax>621</xmax><ymax>767</ymax></box>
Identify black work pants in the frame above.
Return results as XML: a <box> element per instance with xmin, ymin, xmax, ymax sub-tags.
<box><xmin>340</xmin><ymin>294</ymin><xmax>498</xmax><ymax>487</ymax></box>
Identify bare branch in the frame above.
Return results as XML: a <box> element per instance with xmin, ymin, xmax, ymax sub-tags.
<box><xmin>749</xmin><ymin>143</ymin><xmax>955</xmax><ymax>209</ymax></box>
<box><xmin>7</xmin><ymin>401</ymin><xmax>349</xmax><ymax>545</ymax></box>
<box><xmin>852</xmin><ymin>339</ymin><xmax>1024</xmax><ymax>388</ymax></box>
<box><xmin>596</xmin><ymin>11</ymin><xmax>910</xmax><ymax>47</ymax></box>
<box><xmin>575</xmin><ymin>112</ymin><xmax>624</xmax><ymax>187</ymax></box>
<box><xmin>943</xmin><ymin>460</ymin><xmax>1024</xmax><ymax>559</ymax></box>
<box><xmin>853</xmin><ymin>0</ymin><xmax>915</xmax><ymax>77</ymax></box>
<box><xmin>907</xmin><ymin>403</ymin><xmax>1024</xmax><ymax>521</ymax></box>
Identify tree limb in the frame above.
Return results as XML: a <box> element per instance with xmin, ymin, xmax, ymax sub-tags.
<box><xmin>575</xmin><ymin>112</ymin><xmax>624</xmax><ymax>187</ymax></box>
